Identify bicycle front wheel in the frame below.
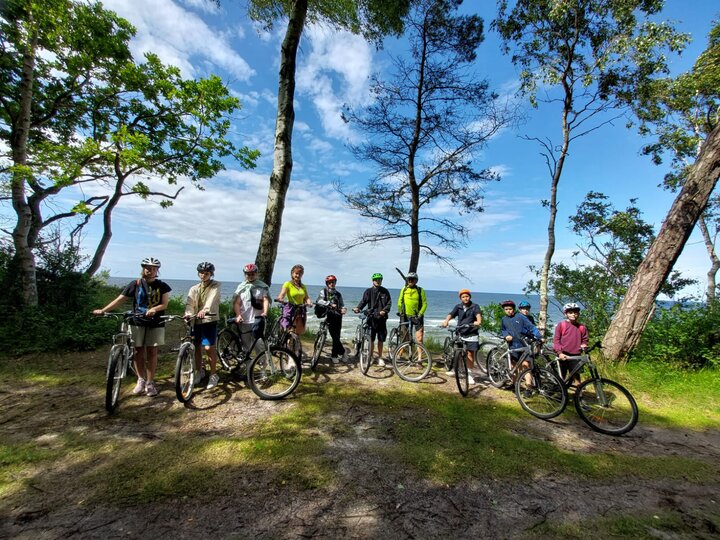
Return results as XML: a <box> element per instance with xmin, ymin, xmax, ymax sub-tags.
<box><xmin>359</xmin><ymin>334</ymin><xmax>372</xmax><ymax>375</ymax></box>
<box><xmin>574</xmin><ymin>378</ymin><xmax>638</xmax><ymax>435</ymax></box>
<box><xmin>105</xmin><ymin>345</ymin><xmax>125</xmax><ymax>413</ymax></box>
<box><xmin>454</xmin><ymin>350</ymin><xmax>469</xmax><ymax>397</ymax></box>
<box><xmin>174</xmin><ymin>342</ymin><xmax>196</xmax><ymax>403</ymax></box>
<box><xmin>486</xmin><ymin>347</ymin><xmax>509</xmax><ymax>388</ymax></box>
<box><xmin>441</xmin><ymin>337</ymin><xmax>453</xmax><ymax>371</ymax></box>
<box><xmin>311</xmin><ymin>330</ymin><xmax>326</xmax><ymax>371</ymax></box>
<box><xmin>393</xmin><ymin>342</ymin><xmax>432</xmax><ymax>382</ymax></box>
<box><xmin>217</xmin><ymin>328</ymin><xmax>242</xmax><ymax>371</ymax></box>
<box><xmin>515</xmin><ymin>366</ymin><xmax>568</xmax><ymax>419</ymax></box>
<box><xmin>247</xmin><ymin>346</ymin><xmax>301</xmax><ymax>400</ymax></box>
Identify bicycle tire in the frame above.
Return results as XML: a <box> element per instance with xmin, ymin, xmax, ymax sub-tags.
<box><xmin>486</xmin><ymin>347</ymin><xmax>509</xmax><ymax>388</ymax></box>
<box><xmin>217</xmin><ymin>328</ymin><xmax>242</xmax><ymax>371</ymax></box>
<box><xmin>174</xmin><ymin>342</ymin><xmax>196</xmax><ymax>403</ymax></box>
<box><xmin>515</xmin><ymin>366</ymin><xmax>568</xmax><ymax>419</ymax></box>
<box><xmin>284</xmin><ymin>333</ymin><xmax>303</xmax><ymax>365</ymax></box>
<box><xmin>266</xmin><ymin>318</ymin><xmax>282</xmax><ymax>348</ymax></box>
<box><xmin>353</xmin><ymin>324</ymin><xmax>362</xmax><ymax>358</ymax></box>
<box><xmin>247</xmin><ymin>346</ymin><xmax>301</xmax><ymax>400</ymax></box>
<box><xmin>454</xmin><ymin>350</ymin><xmax>469</xmax><ymax>397</ymax></box>
<box><xmin>393</xmin><ymin>341</ymin><xmax>432</xmax><ymax>382</ymax></box>
<box><xmin>105</xmin><ymin>345</ymin><xmax>125</xmax><ymax>413</ymax></box>
<box><xmin>574</xmin><ymin>378</ymin><xmax>638</xmax><ymax>435</ymax></box>
<box><xmin>387</xmin><ymin>327</ymin><xmax>400</xmax><ymax>360</ymax></box>
<box><xmin>441</xmin><ymin>337</ymin><xmax>454</xmax><ymax>372</ymax></box>
<box><xmin>311</xmin><ymin>330</ymin><xmax>326</xmax><ymax>371</ymax></box>
<box><xmin>359</xmin><ymin>334</ymin><xmax>372</xmax><ymax>375</ymax></box>
<box><xmin>472</xmin><ymin>348</ymin><xmax>487</xmax><ymax>376</ymax></box>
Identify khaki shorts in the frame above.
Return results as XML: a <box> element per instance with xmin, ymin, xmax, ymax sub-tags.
<box><xmin>130</xmin><ymin>325</ymin><xmax>166</xmax><ymax>347</ymax></box>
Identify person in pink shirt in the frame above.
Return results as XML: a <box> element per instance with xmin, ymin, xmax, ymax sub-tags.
<box><xmin>553</xmin><ymin>302</ymin><xmax>588</xmax><ymax>387</ymax></box>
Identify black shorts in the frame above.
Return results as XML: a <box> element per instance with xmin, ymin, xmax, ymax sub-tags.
<box><xmin>192</xmin><ymin>321</ymin><xmax>218</xmax><ymax>346</ymax></box>
<box><xmin>370</xmin><ymin>317</ymin><xmax>387</xmax><ymax>343</ymax></box>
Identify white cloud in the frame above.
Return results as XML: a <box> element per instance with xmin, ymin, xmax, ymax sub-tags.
<box><xmin>179</xmin><ymin>0</ymin><xmax>220</xmax><ymax>15</ymax></box>
<box><xmin>103</xmin><ymin>0</ymin><xmax>254</xmax><ymax>81</ymax></box>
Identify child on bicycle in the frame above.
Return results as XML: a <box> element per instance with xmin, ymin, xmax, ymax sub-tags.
<box><xmin>315</xmin><ymin>274</ymin><xmax>347</xmax><ymax>363</ymax></box>
<box><xmin>553</xmin><ymin>302</ymin><xmax>588</xmax><ymax>387</ymax></box>
<box><xmin>185</xmin><ymin>262</ymin><xmax>221</xmax><ymax>389</ymax></box>
<box><xmin>440</xmin><ymin>289</ymin><xmax>482</xmax><ymax>384</ymax></box>
<box><xmin>353</xmin><ymin>273</ymin><xmax>391</xmax><ymax>366</ymax></box>
<box><xmin>518</xmin><ymin>301</ymin><xmax>535</xmax><ymax>325</ymax></box>
<box><xmin>233</xmin><ymin>263</ymin><xmax>271</xmax><ymax>356</ymax></box>
<box><xmin>92</xmin><ymin>257</ymin><xmax>171</xmax><ymax>397</ymax></box>
<box><xmin>500</xmin><ymin>299</ymin><xmax>541</xmax><ymax>379</ymax></box>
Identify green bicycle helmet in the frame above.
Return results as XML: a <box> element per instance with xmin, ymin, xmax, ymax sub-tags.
<box><xmin>371</xmin><ymin>272</ymin><xmax>383</xmax><ymax>280</ymax></box>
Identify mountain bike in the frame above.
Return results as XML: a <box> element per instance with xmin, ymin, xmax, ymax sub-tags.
<box><xmin>544</xmin><ymin>342</ymin><xmax>639</xmax><ymax>435</ymax></box>
<box><xmin>100</xmin><ymin>312</ymin><xmax>136</xmax><ymax>413</ymax></box>
<box><xmin>352</xmin><ymin>309</ymin><xmax>375</xmax><ymax>375</ymax></box>
<box><xmin>486</xmin><ymin>337</ymin><xmax>567</xmax><ymax>419</ymax></box>
<box><xmin>392</xmin><ymin>318</ymin><xmax>432</xmax><ymax>382</ymax></box>
<box><xmin>216</xmin><ymin>317</ymin><xmax>301</xmax><ymax>400</ymax></box>
<box><xmin>441</xmin><ymin>325</ymin><xmax>479</xmax><ymax>397</ymax></box>
<box><xmin>165</xmin><ymin>313</ymin><xmax>216</xmax><ymax>403</ymax></box>
<box><xmin>268</xmin><ymin>300</ymin><xmax>305</xmax><ymax>365</ymax></box>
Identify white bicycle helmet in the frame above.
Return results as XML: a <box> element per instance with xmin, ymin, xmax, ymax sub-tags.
<box><xmin>563</xmin><ymin>302</ymin><xmax>580</xmax><ymax>312</ymax></box>
<box><xmin>141</xmin><ymin>257</ymin><xmax>161</xmax><ymax>268</ymax></box>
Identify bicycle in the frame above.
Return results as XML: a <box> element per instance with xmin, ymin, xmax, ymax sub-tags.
<box><xmin>392</xmin><ymin>318</ymin><xmax>432</xmax><ymax>382</ymax></box>
<box><xmin>311</xmin><ymin>307</ymin><xmax>343</xmax><ymax>370</ymax></box>
<box><xmin>100</xmin><ymin>312</ymin><xmax>137</xmax><ymax>413</ymax></box>
<box><xmin>442</xmin><ymin>324</ymin><xmax>487</xmax><ymax>396</ymax></box>
<box><xmin>486</xmin><ymin>337</ymin><xmax>567</xmax><ymax>420</ymax></box>
<box><xmin>543</xmin><ymin>342</ymin><xmax>639</xmax><ymax>435</ymax></box>
<box><xmin>164</xmin><ymin>313</ymin><xmax>216</xmax><ymax>404</ymax></box>
<box><xmin>216</xmin><ymin>317</ymin><xmax>302</xmax><ymax>400</ymax></box>
<box><xmin>352</xmin><ymin>309</ymin><xmax>375</xmax><ymax>375</ymax></box>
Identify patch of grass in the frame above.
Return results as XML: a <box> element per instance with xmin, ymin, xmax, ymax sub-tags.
<box><xmin>529</xmin><ymin>509</ymin><xmax>719</xmax><ymax>539</ymax></box>
<box><xmin>0</xmin><ymin>442</ymin><xmax>59</xmax><ymax>496</ymax></box>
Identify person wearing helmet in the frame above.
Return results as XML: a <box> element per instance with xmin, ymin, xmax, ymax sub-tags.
<box><xmin>233</xmin><ymin>262</ymin><xmax>271</xmax><ymax>357</ymax></box>
<box><xmin>276</xmin><ymin>265</ymin><xmax>313</xmax><ymax>354</ymax></box>
<box><xmin>517</xmin><ymin>301</ymin><xmax>535</xmax><ymax>326</ymax></box>
<box><xmin>441</xmin><ymin>289</ymin><xmax>483</xmax><ymax>384</ymax></box>
<box><xmin>185</xmin><ymin>262</ymin><xmax>221</xmax><ymax>389</ymax></box>
<box><xmin>553</xmin><ymin>302</ymin><xmax>588</xmax><ymax>386</ymax></box>
<box><xmin>93</xmin><ymin>257</ymin><xmax>172</xmax><ymax>397</ymax></box>
<box><xmin>397</xmin><ymin>271</ymin><xmax>428</xmax><ymax>350</ymax></box>
<box><xmin>353</xmin><ymin>273</ymin><xmax>392</xmax><ymax>366</ymax></box>
<box><xmin>500</xmin><ymin>298</ymin><xmax>541</xmax><ymax>356</ymax></box>
<box><xmin>315</xmin><ymin>275</ymin><xmax>347</xmax><ymax>363</ymax></box>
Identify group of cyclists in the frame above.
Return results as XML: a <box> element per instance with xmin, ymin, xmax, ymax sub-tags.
<box><xmin>93</xmin><ymin>257</ymin><xmax>589</xmax><ymax>398</ymax></box>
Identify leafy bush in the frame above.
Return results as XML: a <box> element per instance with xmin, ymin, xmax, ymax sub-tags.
<box><xmin>479</xmin><ymin>302</ymin><xmax>505</xmax><ymax>335</ymax></box>
<box><xmin>632</xmin><ymin>303</ymin><xmax>720</xmax><ymax>368</ymax></box>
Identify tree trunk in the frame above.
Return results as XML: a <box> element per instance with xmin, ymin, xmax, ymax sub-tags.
<box><xmin>603</xmin><ymin>122</ymin><xmax>720</xmax><ymax>360</ymax></box>
<box><xmin>10</xmin><ymin>29</ymin><xmax>39</xmax><ymax>307</ymax></box>
<box><xmin>254</xmin><ymin>0</ymin><xmax>307</xmax><ymax>286</ymax></box>
<box><xmin>697</xmin><ymin>215</ymin><xmax>720</xmax><ymax>302</ymax></box>
<box><xmin>84</xmin><ymin>168</ymin><xmax>127</xmax><ymax>276</ymax></box>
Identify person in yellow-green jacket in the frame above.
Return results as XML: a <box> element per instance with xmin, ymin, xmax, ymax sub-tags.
<box><xmin>397</xmin><ymin>272</ymin><xmax>427</xmax><ymax>346</ymax></box>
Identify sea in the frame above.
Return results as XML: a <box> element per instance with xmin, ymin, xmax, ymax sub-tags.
<box><xmin>107</xmin><ymin>277</ymin><xmax>566</xmax><ymax>342</ymax></box>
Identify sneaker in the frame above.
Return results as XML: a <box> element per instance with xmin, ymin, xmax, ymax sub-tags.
<box><xmin>133</xmin><ymin>378</ymin><xmax>146</xmax><ymax>395</ymax></box>
<box><xmin>377</xmin><ymin>358</ymin><xmax>386</xmax><ymax>367</ymax></box>
<box><xmin>206</xmin><ymin>373</ymin><xmax>219</xmax><ymax>389</ymax></box>
<box><xmin>468</xmin><ymin>374</ymin><xmax>476</xmax><ymax>385</ymax></box>
<box><xmin>331</xmin><ymin>356</ymin><xmax>340</xmax><ymax>364</ymax></box>
<box><xmin>197</xmin><ymin>368</ymin><xmax>206</xmax><ymax>382</ymax></box>
<box><xmin>145</xmin><ymin>380</ymin><xmax>158</xmax><ymax>397</ymax></box>
<box><xmin>445</xmin><ymin>370</ymin><xmax>455</xmax><ymax>376</ymax></box>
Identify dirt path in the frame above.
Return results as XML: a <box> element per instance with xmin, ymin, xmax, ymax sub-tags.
<box><xmin>0</xmin><ymin>350</ymin><xmax>718</xmax><ymax>539</ymax></box>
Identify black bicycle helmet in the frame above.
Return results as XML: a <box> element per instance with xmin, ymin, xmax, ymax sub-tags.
<box><xmin>197</xmin><ymin>261</ymin><xmax>215</xmax><ymax>274</ymax></box>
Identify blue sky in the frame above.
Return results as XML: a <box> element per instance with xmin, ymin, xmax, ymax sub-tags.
<box><xmin>49</xmin><ymin>0</ymin><xmax>720</xmax><ymax>294</ymax></box>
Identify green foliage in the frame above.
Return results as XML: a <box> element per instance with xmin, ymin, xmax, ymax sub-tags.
<box><xmin>0</xmin><ymin>241</ymin><xmax>120</xmax><ymax>355</ymax></box>
<box><xmin>479</xmin><ymin>302</ymin><xmax>505</xmax><ymax>334</ymax></box>
<box><xmin>633</xmin><ymin>303</ymin><xmax>720</xmax><ymax>369</ymax></box>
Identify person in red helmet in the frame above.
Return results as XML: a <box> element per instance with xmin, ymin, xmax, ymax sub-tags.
<box><xmin>315</xmin><ymin>274</ymin><xmax>347</xmax><ymax>363</ymax></box>
<box><xmin>233</xmin><ymin>263</ymin><xmax>271</xmax><ymax>356</ymax></box>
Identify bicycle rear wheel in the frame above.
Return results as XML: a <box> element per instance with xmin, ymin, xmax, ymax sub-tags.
<box><xmin>515</xmin><ymin>366</ymin><xmax>567</xmax><ymax>419</ymax></box>
<box><xmin>359</xmin><ymin>334</ymin><xmax>372</xmax><ymax>375</ymax></box>
<box><xmin>454</xmin><ymin>350</ymin><xmax>469</xmax><ymax>397</ymax></box>
<box><xmin>387</xmin><ymin>327</ymin><xmax>400</xmax><ymax>361</ymax></box>
<box><xmin>217</xmin><ymin>328</ymin><xmax>242</xmax><ymax>371</ymax></box>
<box><xmin>393</xmin><ymin>342</ymin><xmax>432</xmax><ymax>382</ymax></box>
<box><xmin>311</xmin><ymin>330</ymin><xmax>326</xmax><ymax>371</ymax></box>
<box><xmin>247</xmin><ymin>346</ymin><xmax>301</xmax><ymax>400</ymax></box>
<box><xmin>174</xmin><ymin>342</ymin><xmax>196</xmax><ymax>403</ymax></box>
<box><xmin>105</xmin><ymin>345</ymin><xmax>125</xmax><ymax>413</ymax></box>
<box><xmin>441</xmin><ymin>337</ymin><xmax>454</xmax><ymax>372</ymax></box>
<box><xmin>574</xmin><ymin>378</ymin><xmax>638</xmax><ymax>435</ymax></box>
<box><xmin>486</xmin><ymin>347</ymin><xmax>509</xmax><ymax>388</ymax></box>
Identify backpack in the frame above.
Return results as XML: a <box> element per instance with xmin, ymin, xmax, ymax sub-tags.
<box><xmin>314</xmin><ymin>288</ymin><xmax>328</xmax><ymax>318</ymax></box>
